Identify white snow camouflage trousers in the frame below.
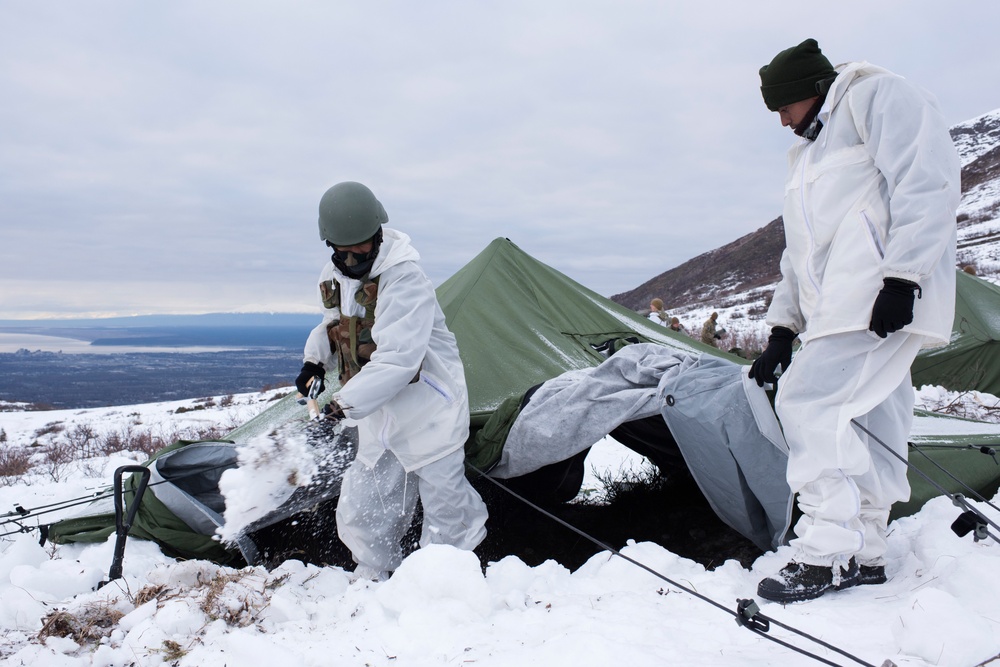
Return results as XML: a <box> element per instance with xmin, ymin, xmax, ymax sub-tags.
<box><xmin>774</xmin><ymin>329</ymin><xmax>925</xmax><ymax>567</ymax></box>
<box><xmin>336</xmin><ymin>447</ymin><xmax>488</xmax><ymax>573</ymax></box>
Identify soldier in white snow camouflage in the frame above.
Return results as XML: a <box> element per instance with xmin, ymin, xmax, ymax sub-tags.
<box><xmin>295</xmin><ymin>182</ymin><xmax>487</xmax><ymax>581</ymax></box>
<box><xmin>750</xmin><ymin>39</ymin><xmax>960</xmax><ymax>602</ymax></box>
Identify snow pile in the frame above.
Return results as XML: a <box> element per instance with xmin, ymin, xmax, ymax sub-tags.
<box><xmin>0</xmin><ymin>493</ymin><xmax>997</xmax><ymax>666</ymax></box>
<box><xmin>1</xmin><ymin>390</ymin><xmax>999</xmax><ymax>665</ymax></box>
<box><xmin>915</xmin><ymin>384</ymin><xmax>1000</xmax><ymax>423</ymax></box>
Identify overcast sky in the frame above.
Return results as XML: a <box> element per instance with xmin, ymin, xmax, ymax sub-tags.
<box><xmin>1</xmin><ymin>1</ymin><xmax>998</xmax><ymax>318</ymax></box>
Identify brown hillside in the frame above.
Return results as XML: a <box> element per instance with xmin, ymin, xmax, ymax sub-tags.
<box><xmin>612</xmin><ymin>109</ymin><xmax>1000</xmax><ymax>314</ymax></box>
<box><xmin>611</xmin><ymin>217</ymin><xmax>784</xmax><ymax>312</ymax></box>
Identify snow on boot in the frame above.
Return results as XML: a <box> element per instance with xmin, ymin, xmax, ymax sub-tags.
<box><xmin>858</xmin><ymin>564</ymin><xmax>887</xmax><ymax>585</ymax></box>
<box><xmin>757</xmin><ymin>558</ymin><xmax>860</xmax><ymax>603</ymax></box>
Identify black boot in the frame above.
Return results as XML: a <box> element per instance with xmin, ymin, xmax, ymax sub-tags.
<box><xmin>757</xmin><ymin>558</ymin><xmax>860</xmax><ymax>603</ymax></box>
<box><xmin>858</xmin><ymin>564</ymin><xmax>887</xmax><ymax>585</ymax></box>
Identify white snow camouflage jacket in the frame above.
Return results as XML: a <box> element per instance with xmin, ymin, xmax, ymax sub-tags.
<box><xmin>303</xmin><ymin>227</ymin><xmax>470</xmax><ymax>470</ymax></box>
<box><xmin>766</xmin><ymin>61</ymin><xmax>960</xmax><ymax>347</ymax></box>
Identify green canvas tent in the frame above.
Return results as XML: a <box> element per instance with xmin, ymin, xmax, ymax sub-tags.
<box><xmin>46</xmin><ymin>239</ymin><xmax>1000</xmax><ymax>562</ymax></box>
<box><xmin>433</xmin><ymin>239</ymin><xmax>1000</xmax><ymax>527</ymax></box>
<box><xmin>46</xmin><ymin>440</ymin><xmax>247</xmax><ymax>565</ymax></box>
<box><xmin>435</xmin><ymin>237</ymin><xmax>721</xmax><ymax>430</ymax></box>
<box><xmin>912</xmin><ymin>270</ymin><xmax>1000</xmax><ymax>396</ymax></box>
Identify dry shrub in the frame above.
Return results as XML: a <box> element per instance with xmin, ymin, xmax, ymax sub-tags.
<box><xmin>34</xmin><ymin>422</ymin><xmax>65</xmax><ymax>438</ymax></box>
<box><xmin>0</xmin><ymin>447</ymin><xmax>32</xmax><ymax>483</ymax></box>
<box><xmin>728</xmin><ymin>326</ymin><xmax>769</xmax><ymax>360</ymax></box>
<box><xmin>42</xmin><ymin>442</ymin><xmax>77</xmax><ymax>482</ymax></box>
<box><xmin>37</xmin><ymin>604</ymin><xmax>124</xmax><ymax>645</ymax></box>
<box><xmin>595</xmin><ymin>461</ymin><xmax>667</xmax><ymax>505</ymax></box>
<box><xmin>261</xmin><ymin>381</ymin><xmax>292</xmax><ymax>392</ymax></box>
<box><xmin>21</xmin><ymin>402</ymin><xmax>56</xmax><ymax>412</ymax></box>
<box><xmin>17</xmin><ymin>422</ymin><xmax>234</xmax><ymax>480</ymax></box>
<box><xmin>95</xmin><ymin>424</ymin><xmax>166</xmax><ymax>457</ymax></box>
<box><xmin>65</xmin><ymin>424</ymin><xmax>99</xmax><ymax>458</ymax></box>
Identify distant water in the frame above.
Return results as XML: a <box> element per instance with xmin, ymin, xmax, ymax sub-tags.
<box><xmin>0</xmin><ymin>347</ymin><xmax>299</xmax><ymax>408</ymax></box>
<box><xmin>0</xmin><ymin>333</ymin><xmax>247</xmax><ymax>354</ymax></box>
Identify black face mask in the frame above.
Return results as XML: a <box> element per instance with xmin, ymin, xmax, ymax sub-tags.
<box><xmin>329</xmin><ymin>228</ymin><xmax>383</xmax><ymax>279</ymax></box>
<box><xmin>793</xmin><ymin>94</ymin><xmax>827</xmax><ymax>140</ymax></box>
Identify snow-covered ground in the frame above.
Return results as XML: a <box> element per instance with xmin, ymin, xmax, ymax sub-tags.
<box><xmin>1</xmin><ymin>387</ymin><xmax>999</xmax><ymax>666</ymax></box>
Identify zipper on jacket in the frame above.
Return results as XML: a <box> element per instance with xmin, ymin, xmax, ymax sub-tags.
<box><xmin>420</xmin><ymin>371</ymin><xmax>453</xmax><ymax>403</ymax></box>
<box><xmin>378</xmin><ymin>415</ymin><xmax>391</xmax><ymax>450</ymax></box>
<box><xmin>797</xmin><ymin>144</ymin><xmax>822</xmax><ymax>295</ymax></box>
<box><xmin>860</xmin><ymin>211</ymin><xmax>885</xmax><ymax>259</ymax></box>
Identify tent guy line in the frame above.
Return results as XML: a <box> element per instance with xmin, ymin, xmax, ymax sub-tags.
<box><xmin>852</xmin><ymin>418</ymin><xmax>1000</xmax><ymax>545</ymax></box>
<box><xmin>0</xmin><ymin>458</ymin><xmax>241</xmax><ymax>539</ymax></box>
<box><xmin>469</xmin><ymin>461</ymin><xmax>876</xmax><ymax>667</ymax></box>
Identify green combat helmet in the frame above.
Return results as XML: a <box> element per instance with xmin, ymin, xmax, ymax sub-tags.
<box><xmin>318</xmin><ymin>182</ymin><xmax>388</xmax><ymax>246</ymax></box>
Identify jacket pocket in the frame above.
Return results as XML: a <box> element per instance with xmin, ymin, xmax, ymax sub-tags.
<box><xmin>419</xmin><ymin>370</ymin><xmax>455</xmax><ymax>404</ymax></box>
<box><xmin>860</xmin><ymin>210</ymin><xmax>885</xmax><ymax>260</ymax></box>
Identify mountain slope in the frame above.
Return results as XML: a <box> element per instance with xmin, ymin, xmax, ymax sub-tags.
<box><xmin>612</xmin><ymin>108</ymin><xmax>1000</xmax><ymax>322</ymax></box>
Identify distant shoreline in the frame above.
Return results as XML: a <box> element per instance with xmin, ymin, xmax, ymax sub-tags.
<box><xmin>0</xmin><ymin>333</ymin><xmax>252</xmax><ymax>354</ymax></box>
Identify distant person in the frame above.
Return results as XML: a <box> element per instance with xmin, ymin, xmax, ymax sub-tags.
<box><xmin>700</xmin><ymin>312</ymin><xmax>724</xmax><ymax>347</ymax></box>
<box><xmin>751</xmin><ymin>39</ymin><xmax>959</xmax><ymax>602</ymax></box>
<box><xmin>294</xmin><ymin>181</ymin><xmax>487</xmax><ymax>581</ymax></box>
<box><xmin>669</xmin><ymin>316</ymin><xmax>685</xmax><ymax>333</ymax></box>
<box><xmin>648</xmin><ymin>298</ymin><xmax>669</xmax><ymax>325</ymax></box>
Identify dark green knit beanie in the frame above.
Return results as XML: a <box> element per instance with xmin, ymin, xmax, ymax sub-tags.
<box><xmin>759</xmin><ymin>38</ymin><xmax>837</xmax><ymax>111</ymax></box>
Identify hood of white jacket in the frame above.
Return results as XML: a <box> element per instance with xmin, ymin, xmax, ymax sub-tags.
<box><xmin>368</xmin><ymin>227</ymin><xmax>420</xmax><ymax>279</ymax></box>
<box><xmin>818</xmin><ymin>61</ymin><xmax>893</xmax><ymax>128</ymax></box>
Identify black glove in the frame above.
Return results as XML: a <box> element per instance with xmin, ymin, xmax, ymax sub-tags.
<box><xmin>869</xmin><ymin>278</ymin><xmax>919</xmax><ymax>338</ymax></box>
<box><xmin>748</xmin><ymin>326</ymin><xmax>796</xmax><ymax>387</ymax></box>
<box><xmin>295</xmin><ymin>361</ymin><xmax>325</xmax><ymax>397</ymax></box>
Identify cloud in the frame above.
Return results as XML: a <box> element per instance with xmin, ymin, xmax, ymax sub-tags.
<box><xmin>1</xmin><ymin>0</ymin><xmax>998</xmax><ymax>317</ymax></box>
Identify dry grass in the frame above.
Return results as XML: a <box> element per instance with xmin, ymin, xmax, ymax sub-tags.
<box><xmin>159</xmin><ymin>639</ymin><xmax>189</xmax><ymax>661</ymax></box>
<box><xmin>33</xmin><ymin>421</ymin><xmax>65</xmax><ymax>438</ymax></box>
<box><xmin>37</xmin><ymin>603</ymin><xmax>124</xmax><ymax>645</ymax></box>
<box><xmin>131</xmin><ymin>583</ymin><xmax>168</xmax><ymax>607</ymax></box>
<box><xmin>197</xmin><ymin>569</ymin><xmax>273</xmax><ymax>627</ymax></box>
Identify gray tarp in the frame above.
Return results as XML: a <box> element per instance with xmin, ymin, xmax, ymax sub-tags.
<box><xmin>149</xmin><ymin>429</ymin><xmax>357</xmax><ymax>566</ymax></box>
<box><xmin>146</xmin><ymin>442</ymin><xmax>260</xmax><ymax>563</ymax></box>
<box><xmin>492</xmin><ymin>344</ymin><xmax>793</xmax><ymax>550</ymax></box>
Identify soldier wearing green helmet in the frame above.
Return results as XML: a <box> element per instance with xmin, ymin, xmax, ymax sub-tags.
<box><xmin>315</xmin><ymin>181</ymin><xmax>388</xmax><ymax>281</ymax></box>
<box><xmin>317</xmin><ymin>181</ymin><xmax>388</xmax><ymax>246</ymax></box>
<box><xmin>295</xmin><ymin>181</ymin><xmax>488</xmax><ymax>581</ymax></box>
